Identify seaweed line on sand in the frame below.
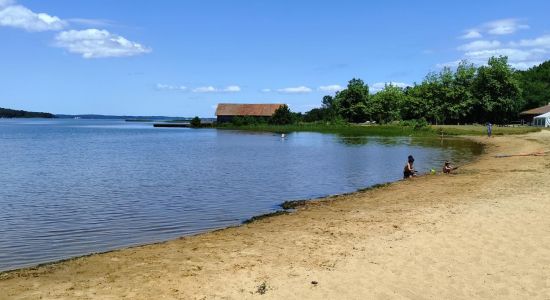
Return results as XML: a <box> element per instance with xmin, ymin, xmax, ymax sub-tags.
<box><xmin>280</xmin><ymin>182</ymin><xmax>393</xmax><ymax>210</ymax></box>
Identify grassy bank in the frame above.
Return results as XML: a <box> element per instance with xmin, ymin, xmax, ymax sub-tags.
<box><xmin>216</xmin><ymin>123</ymin><xmax>540</xmax><ymax>136</ymax></box>
<box><xmin>432</xmin><ymin>125</ymin><xmax>540</xmax><ymax>136</ymax></box>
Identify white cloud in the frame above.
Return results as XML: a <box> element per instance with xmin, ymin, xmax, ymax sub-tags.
<box><xmin>485</xmin><ymin>18</ymin><xmax>529</xmax><ymax>35</ymax></box>
<box><xmin>448</xmin><ymin>19</ymin><xmax>549</xmax><ymax>70</ymax></box>
<box><xmin>446</xmin><ymin>46</ymin><xmax>547</xmax><ymax>70</ymax></box>
<box><xmin>510</xmin><ymin>34</ymin><xmax>550</xmax><ymax>48</ymax></box>
<box><xmin>54</xmin><ymin>29</ymin><xmax>151</xmax><ymax>58</ymax></box>
<box><xmin>260</xmin><ymin>88</ymin><xmax>271</xmax><ymax>93</ymax></box>
<box><xmin>192</xmin><ymin>85</ymin><xmax>241</xmax><ymax>93</ymax></box>
<box><xmin>461</xmin><ymin>30</ymin><xmax>482</xmax><ymax>39</ymax></box>
<box><xmin>457</xmin><ymin>40</ymin><xmax>501</xmax><ymax>51</ymax></box>
<box><xmin>436</xmin><ymin>60</ymin><xmax>462</xmax><ymax>68</ymax></box>
<box><xmin>464</xmin><ymin>48</ymin><xmax>545</xmax><ymax>64</ymax></box>
<box><xmin>223</xmin><ymin>85</ymin><xmax>241</xmax><ymax>92</ymax></box>
<box><xmin>370</xmin><ymin>82</ymin><xmax>411</xmax><ymax>93</ymax></box>
<box><xmin>276</xmin><ymin>86</ymin><xmax>312</xmax><ymax>94</ymax></box>
<box><xmin>156</xmin><ymin>84</ymin><xmax>187</xmax><ymax>91</ymax></box>
<box><xmin>509</xmin><ymin>61</ymin><xmax>544</xmax><ymax>70</ymax></box>
<box><xmin>193</xmin><ymin>86</ymin><xmax>217</xmax><ymax>93</ymax></box>
<box><xmin>318</xmin><ymin>85</ymin><xmax>343</xmax><ymax>92</ymax></box>
<box><xmin>0</xmin><ymin>3</ymin><xmax>67</xmax><ymax>32</ymax></box>
<box><xmin>458</xmin><ymin>18</ymin><xmax>528</xmax><ymax>39</ymax></box>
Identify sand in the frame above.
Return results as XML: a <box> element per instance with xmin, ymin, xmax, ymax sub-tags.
<box><xmin>1</xmin><ymin>131</ymin><xmax>549</xmax><ymax>300</ymax></box>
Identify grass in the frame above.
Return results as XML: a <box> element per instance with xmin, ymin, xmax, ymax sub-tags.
<box><xmin>433</xmin><ymin>125</ymin><xmax>540</xmax><ymax>136</ymax></box>
<box><xmin>216</xmin><ymin>123</ymin><xmax>540</xmax><ymax>137</ymax></box>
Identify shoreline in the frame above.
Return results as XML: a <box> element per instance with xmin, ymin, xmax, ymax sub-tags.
<box><xmin>0</xmin><ymin>137</ymin><xmax>483</xmax><ymax>274</ymax></box>
<box><xmin>1</xmin><ymin>131</ymin><xmax>549</xmax><ymax>299</ymax></box>
<box><xmin>0</xmin><ymin>136</ymin><xmax>486</xmax><ymax>274</ymax></box>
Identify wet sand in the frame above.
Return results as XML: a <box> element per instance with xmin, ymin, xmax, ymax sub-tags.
<box><xmin>1</xmin><ymin>131</ymin><xmax>549</xmax><ymax>299</ymax></box>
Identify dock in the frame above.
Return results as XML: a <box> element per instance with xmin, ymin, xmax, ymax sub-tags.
<box><xmin>153</xmin><ymin>123</ymin><xmax>191</xmax><ymax>128</ymax></box>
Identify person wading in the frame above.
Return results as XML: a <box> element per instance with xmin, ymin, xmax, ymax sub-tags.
<box><xmin>403</xmin><ymin>155</ymin><xmax>416</xmax><ymax>179</ymax></box>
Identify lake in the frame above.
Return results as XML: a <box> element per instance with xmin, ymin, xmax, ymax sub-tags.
<box><xmin>0</xmin><ymin>119</ymin><xmax>482</xmax><ymax>271</ymax></box>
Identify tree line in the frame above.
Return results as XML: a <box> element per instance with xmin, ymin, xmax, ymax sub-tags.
<box><xmin>0</xmin><ymin>107</ymin><xmax>54</xmax><ymax>118</ymax></box>
<box><xmin>293</xmin><ymin>56</ymin><xmax>548</xmax><ymax>125</ymax></box>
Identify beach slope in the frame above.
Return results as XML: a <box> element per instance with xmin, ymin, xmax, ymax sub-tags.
<box><xmin>1</xmin><ymin>131</ymin><xmax>549</xmax><ymax>299</ymax></box>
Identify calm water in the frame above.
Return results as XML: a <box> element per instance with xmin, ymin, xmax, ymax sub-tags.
<box><xmin>0</xmin><ymin>119</ymin><xmax>482</xmax><ymax>271</ymax></box>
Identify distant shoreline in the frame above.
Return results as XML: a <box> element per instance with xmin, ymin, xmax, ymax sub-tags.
<box><xmin>0</xmin><ymin>107</ymin><xmax>54</xmax><ymax>119</ymax></box>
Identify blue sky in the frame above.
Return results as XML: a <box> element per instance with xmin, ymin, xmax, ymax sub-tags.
<box><xmin>1</xmin><ymin>0</ymin><xmax>549</xmax><ymax>116</ymax></box>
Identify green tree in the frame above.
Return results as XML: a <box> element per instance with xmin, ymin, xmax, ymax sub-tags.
<box><xmin>322</xmin><ymin>95</ymin><xmax>336</xmax><ymax>109</ymax></box>
<box><xmin>401</xmin><ymin>85</ymin><xmax>432</xmax><ymax>121</ymax></box>
<box><xmin>404</xmin><ymin>74</ymin><xmax>444</xmax><ymax>124</ymax></box>
<box><xmin>473</xmin><ymin>56</ymin><xmax>522</xmax><ymax>123</ymax></box>
<box><xmin>334</xmin><ymin>78</ymin><xmax>370</xmax><ymax>123</ymax></box>
<box><xmin>517</xmin><ymin>61</ymin><xmax>550</xmax><ymax>110</ymax></box>
<box><xmin>447</xmin><ymin>61</ymin><xmax>477</xmax><ymax>123</ymax></box>
<box><xmin>270</xmin><ymin>104</ymin><xmax>294</xmax><ymax>125</ymax></box>
<box><xmin>404</xmin><ymin>61</ymin><xmax>477</xmax><ymax>124</ymax></box>
<box><xmin>369</xmin><ymin>84</ymin><xmax>404</xmax><ymax>123</ymax></box>
<box><xmin>190</xmin><ymin>116</ymin><xmax>201</xmax><ymax>127</ymax></box>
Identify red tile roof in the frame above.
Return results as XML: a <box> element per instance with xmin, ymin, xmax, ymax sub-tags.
<box><xmin>215</xmin><ymin>103</ymin><xmax>285</xmax><ymax>116</ymax></box>
<box><xmin>520</xmin><ymin>104</ymin><xmax>550</xmax><ymax>115</ymax></box>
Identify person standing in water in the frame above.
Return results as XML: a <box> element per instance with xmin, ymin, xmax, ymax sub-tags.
<box><xmin>403</xmin><ymin>155</ymin><xmax>416</xmax><ymax>179</ymax></box>
<box><xmin>487</xmin><ymin>122</ymin><xmax>492</xmax><ymax>138</ymax></box>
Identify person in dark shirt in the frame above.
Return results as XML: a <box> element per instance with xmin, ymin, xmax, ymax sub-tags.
<box><xmin>403</xmin><ymin>155</ymin><xmax>416</xmax><ymax>179</ymax></box>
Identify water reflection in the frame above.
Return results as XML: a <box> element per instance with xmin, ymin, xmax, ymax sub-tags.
<box><xmin>0</xmin><ymin>119</ymin><xmax>483</xmax><ymax>271</ymax></box>
<box><xmin>336</xmin><ymin>135</ymin><xmax>369</xmax><ymax>146</ymax></box>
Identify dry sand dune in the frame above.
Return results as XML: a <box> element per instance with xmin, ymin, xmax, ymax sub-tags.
<box><xmin>1</xmin><ymin>131</ymin><xmax>549</xmax><ymax>299</ymax></box>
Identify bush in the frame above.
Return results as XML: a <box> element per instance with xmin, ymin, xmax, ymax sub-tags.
<box><xmin>190</xmin><ymin>116</ymin><xmax>201</xmax><ymax>127</ymax></box>
<box><xmin>400</xmin><ymin>118</ymin><xmax>429</xmax><ymax>130</ymax></box>
<box><xmin>270</xmin><ymin>104</ymin><xmax>294</xmax><ymax>125</ymax></box>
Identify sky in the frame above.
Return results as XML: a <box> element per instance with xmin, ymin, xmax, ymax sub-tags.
<box><xmin>1</xmin><ymin>0</ymin><xmax>550</xmax><ymax>117</ymax></box>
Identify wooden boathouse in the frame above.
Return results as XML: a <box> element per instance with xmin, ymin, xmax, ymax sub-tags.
<box><xmin>215</xmin><ymin>103</ymin><xmax>285</xmax><ymax>123</ymax></box>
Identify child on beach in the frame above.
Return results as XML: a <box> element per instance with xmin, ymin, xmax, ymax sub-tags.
<box><xmin>443</xmin><ymin>161</ymin><xmax>455</xmax><ymax>174</ymax></box>
<box><xmin>403</xmin><ymin>155</ymin><xmax>416</xmax><ymax>179</ymax></box>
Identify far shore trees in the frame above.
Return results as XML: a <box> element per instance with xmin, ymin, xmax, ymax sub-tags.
<box><xmin>190</xmin><ymin>116</ymin><xmax>201</xmax><ymax>127</ymax></box>
<box><xmin>333</xmin><ymin>78</ymin><xmax>370</xmax><ymax>123</ymax></box>
<box><xmin>517</xmin><ymin>61</ymin><xmax>550</xmax><ymax>110</ymax></box>
<box><xmin>471</xmin><ymin>56</ymin><xmax>522</xmax><ymax>124</ymax></box>
<box><xmin>302</xmin><ymin>55</ymin><xmax>541</xmax><ymax>125</ymax></box>
<box><xmin>270</xmin><ymin>104</ymin><xmax>295</xmax><ymax>125</ymax></box>
<box><xmin>225</xmin><ymin>55</ymin><xmax>548</xmax><ymax>127</ymax></box>
<box><xmin>0</xmin><ymin>107</ymin><xmax>54</xmax><ymax>118</ymax></box>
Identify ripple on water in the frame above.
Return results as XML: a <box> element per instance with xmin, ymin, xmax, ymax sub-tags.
<box><xmin>0</xmin><ymin>119</ymin><xmax>482</xmax><ymax>271</ymax></box>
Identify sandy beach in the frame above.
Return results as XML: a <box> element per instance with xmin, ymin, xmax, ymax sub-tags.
<box><xmin>1</xmin><ymin>131</ymin><xmax>549</xmax><ymax>299</ymax></box>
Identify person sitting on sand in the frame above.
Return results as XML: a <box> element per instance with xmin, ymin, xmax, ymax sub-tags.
<box><xmin>403</xmin><ymin>155</ymin><xmax>416</xmax><ymax>179</ymax></box>
<box><xmin>443</xmin><ymin>161</ymin><xmax>454</xmax><ymax>174</ymax></box>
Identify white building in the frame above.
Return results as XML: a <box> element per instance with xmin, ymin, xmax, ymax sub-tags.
<box><xmin>533</xmin><ymin>112</ymin><xmax>550</xmax><ymax>128</ymax></box>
